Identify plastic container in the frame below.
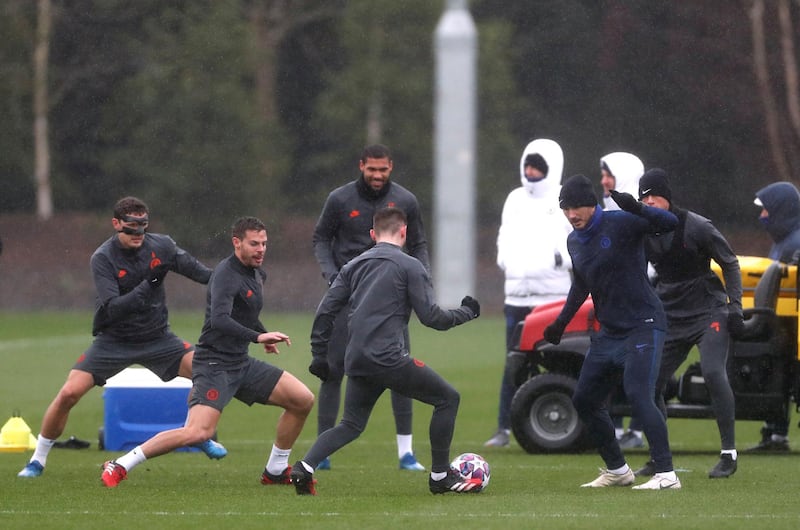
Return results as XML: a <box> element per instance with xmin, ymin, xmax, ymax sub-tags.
<box><xmin>101</xmin><ymin>368</ymin><xmax>197</xmax><ymax>452</ymax></box>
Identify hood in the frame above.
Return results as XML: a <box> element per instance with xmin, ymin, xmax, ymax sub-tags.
<box><xmin>519</xmin><ymin>138</ymin><xmax>564</xmax><ymax>198</ymax></box>
<box><xmin>756</xmin><ymin>181</ymin><xmax>800</xmax><ymax>243</ymax></box>
<box><xmin>600</xmin><ymin>152</ymin><xmax>643</xmax><ymax>196</ymax></box>
<box><xmin>600</xmin><ymin>152</ymin><xmax>643</xmax><ymax>211</ymax></box>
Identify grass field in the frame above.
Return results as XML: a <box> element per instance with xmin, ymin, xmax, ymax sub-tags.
<box><xmin>1</xmin><ymin>311</ymin><xmax>799</xmax><ymax>529</ymax></box>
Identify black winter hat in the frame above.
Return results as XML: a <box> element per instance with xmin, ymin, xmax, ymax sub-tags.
<box><xmin>524</xmin><ymin>153</ymin><xmax>549</xmax><ymax>175</ymax></box>
<box><xmin>559</xmin><ymin>174</ymin><xmax>598</xmax><ymax>209</ymax></box>
<box><xmin>639</xmin><ymin>168</ymin><xmax>672</xmax><ymax>202</ymax></box>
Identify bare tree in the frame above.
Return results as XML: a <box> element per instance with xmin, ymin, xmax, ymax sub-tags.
<box><xmin>748</xmin><ymin>0</ymin><xmax>800</xmax><ymax>184</ymax></box>
<box><xmin>33</xmin><ymin>0</ymin><xmax>52</xmax><ymax>220</ymax></box>
<box><xmin>247</xmin><ymin>0</ymin><xmax>341</xmax><ymax>124</ymax></box>
<box><xmin>779</xmin><ymin>0</ymin><xmax>800</xmax><ymax>141</ymax></box>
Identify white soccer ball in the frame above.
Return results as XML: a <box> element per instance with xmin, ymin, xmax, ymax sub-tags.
<box><xmin>451</xmin><ymin>452</ymin><xmax>490</xmax><ymax>491</ymax></box>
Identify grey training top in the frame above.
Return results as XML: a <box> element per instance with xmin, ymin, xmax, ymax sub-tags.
<box><xmin>310</xmin><ymin>241</ymin><xmax>474</xmax><ymax>376</ymax></box>
<box><xmin>90</xmin><ymin>233</ymin><xmax>211</xmax><ymax>341</ymax></box>
<box><xmin>312</xmin><ymin>178</ymin><xmax>430</xmax><ymax>284</ymax></box>
<box><xmin>194</xmin><ymin>254</ymin><xmax>268</xmax><ymax>367</ymax></box>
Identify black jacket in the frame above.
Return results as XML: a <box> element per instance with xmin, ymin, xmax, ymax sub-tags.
<box><xmin>91</xmin><ymin>233</ymin><xmax>211</xmax><ymax>340</ymax></box>
<box><xmin>312</xmin><ymin>177</ymin><xmax>430</xmax><ymax>284</ymax></box>
<box><xmin>646</xmin><ymin>207</ymin><xmax>742</xmax><ymax>320</ymax></box>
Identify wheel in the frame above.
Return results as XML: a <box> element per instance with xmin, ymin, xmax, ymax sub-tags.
<box><xmin>98</xmin><ymin>427</ymin><xmax>105</xmax><ymax>451</ymax></box>
<box><xmin>510</xmin><ymin>373</ymin><xmax>589</xmax><ymax>453</ymax></box>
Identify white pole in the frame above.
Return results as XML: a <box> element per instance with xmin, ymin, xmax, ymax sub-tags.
<box><xmin>433</xmin><ymin>0</ymin><xmax>477</xmax><ymax>306</ymax></box>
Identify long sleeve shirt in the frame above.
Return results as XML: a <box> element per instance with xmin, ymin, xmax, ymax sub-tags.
<box><xmin>646</xmin><ymin>207</ymin><xmax>742</xmax><ymax>320</ymax></box>
<box><xmin>194</xmin><ymin>254</ymin><xmax>268</xmax><ymax>367</ymax></box>
<box><xmin>310</xmin><ymin>242</ymin><xmax>474</xmax><ymax>376</ymax></box>
<box><xmin>312</xmin><ymin>177</ymin><xmax>430</xmax><ymax>284</ymax></box>
<box><xmin>90</xmin><ymin>233</ymin><xmax>211</xmax><ymax>340</ymax></box>
<box><xmin>555</xmin><ymin>206</ymin><xmax>678</xmax><ymax>336</ymax></box>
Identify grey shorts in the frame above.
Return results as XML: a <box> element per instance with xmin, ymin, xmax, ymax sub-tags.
<box><xmin>75</xmin><ymin>332</ymin><xmax>192</xmax><ymax>386</ymax></box>
<box><xmin>189</xmin><ymin>356</ymin><xmax>284</xmax><ymax>412</ymax></box>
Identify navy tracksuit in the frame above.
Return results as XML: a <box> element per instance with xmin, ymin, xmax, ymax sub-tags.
<box><xmin>555</xmin><ymin>206</ymin><xmax>678</xmax><ymax>472</ymax></box>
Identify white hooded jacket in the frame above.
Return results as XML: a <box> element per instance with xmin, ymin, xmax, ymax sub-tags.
<box><xmin>600</xmin><ymin>152</ymin><xmax>644</xmax><ymax>211</ymax></box>
<box><xmin>497</xmin><ymin>139</ymin><xmax>573</xmax><ymax>307</ymax></box>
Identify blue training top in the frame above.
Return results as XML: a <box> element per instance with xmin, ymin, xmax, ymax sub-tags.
<box><xmin>557</xmin><ymin>206</ymin><xmax>678</xmax><ymax>336</ymax></box>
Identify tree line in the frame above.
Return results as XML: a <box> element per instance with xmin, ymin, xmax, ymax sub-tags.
<box><xmin>1</xmin><ymin>0</ymin><xmax>797</xmax><ymax>254</ymax></box>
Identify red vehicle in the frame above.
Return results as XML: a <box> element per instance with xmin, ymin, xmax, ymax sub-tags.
<box><xmin>507</xmin><ymin>257</ymin><xmax>799</xmax><ymax>453</ymax></box>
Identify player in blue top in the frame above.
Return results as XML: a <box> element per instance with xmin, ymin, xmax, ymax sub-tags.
<box><xmin>543</xmin><ymin>174</ymin><xmax>682</xmax><ymax>490</ymax></box>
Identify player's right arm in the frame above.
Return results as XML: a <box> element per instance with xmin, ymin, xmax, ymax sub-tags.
<box><xmin>91</xmin><ymin>251</ymin><xmax>156</xmax><ymax>332</ymax></box>
<box><xmin>312</xmin><ymin>193</ymin><xmax>341</xmax><ymax>285</ymax></box>
<box><xmin>310</xmin><ymin>272</ymin><xmax>351</xmax><ymax>358</ymax></box>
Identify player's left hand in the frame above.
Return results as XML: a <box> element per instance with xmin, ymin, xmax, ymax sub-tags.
<box><xmin>461</xmin><ymin>295</ymin><xmax>481</xmax><ymax>318</ymax></box>
<box><xmin>148</xmin><ymin>264</ymin><xmax>169</xmax><ymax>288</ymax></box>
<box><xmin>610</xmin><ymin>189</ymin><xmax>643</xmax><ymax>214</ymax></box>
<box><xmin>258</xmin><ymin>331</ymin><xmax>291</xmax><ymax>354</ymax></box>
<box><xmin>727</xmin><ymin>306</ymin><xmax>745</xmax><ymax>339</ymax></box>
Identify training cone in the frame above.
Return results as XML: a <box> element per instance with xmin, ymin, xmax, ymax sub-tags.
<box><xmin>0</xmin><ymin>414</ymin><xmax>37</xmax><ymax>453</ymax></box>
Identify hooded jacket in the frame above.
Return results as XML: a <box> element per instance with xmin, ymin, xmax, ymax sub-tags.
<box><xmin>755</xmin><ymin>182</ymin><xmax>800</xmax><ymax>263</ymax></box>
<box><xmin>600</xmin><ymin>152</ymin><xmax>644</xmax><ymax>211</ymax></box>
<box><xmin>497</xmin><ymin>139</ymin><xmax>572</xmax><ymax>307</ymax></box>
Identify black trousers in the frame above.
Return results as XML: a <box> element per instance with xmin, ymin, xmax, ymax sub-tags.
<box><xmin>316</xmin><ymin>306</ymin><xmax>413</xmax><ymax>437</ymax></box>
<box><xmin>302</xmin><ymin>359</ymin><xmax>460</xmax><ymax>473</ymax></box>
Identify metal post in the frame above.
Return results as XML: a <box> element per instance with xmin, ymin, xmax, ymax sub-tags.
<box><xmin>433</xmin><ymin>0</ymin><xmax>477</xmax><ymax>306</ymax></box>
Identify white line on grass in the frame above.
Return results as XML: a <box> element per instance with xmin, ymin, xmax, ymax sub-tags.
<box><xmin>0</xmin><ymin>509</ymin><xmax>798</xmax><ymax>521</ymax></box>
<box><xmin>0</xmin><ymin>335</ymin><xmax>87</xmax><ymax>351</ymax></box>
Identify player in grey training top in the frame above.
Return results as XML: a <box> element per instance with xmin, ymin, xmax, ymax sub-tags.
<box><xmin>18</xmin><ymin>196</ymin><xmax>226</xmax><ymax>480</ymax></box>
<box><xmin>291</xmin><ymin>207</ymin><xmax>483</xmax><ymax>495</ymax></box>
<box><xmin>311</xmin><ymin>143</ymin><xmax>429</xmax><ymax>471</ymax></box>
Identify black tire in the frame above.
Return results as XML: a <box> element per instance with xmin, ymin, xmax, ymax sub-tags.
<box><xmin>510</xmin><ymin>373</ymin><xmax>589</xmax><ymax>453</ymax></box>
<box><xmin>98</xmin><ymin>427</ymin><xmax>104</xmax><ymax>451</ymax></box>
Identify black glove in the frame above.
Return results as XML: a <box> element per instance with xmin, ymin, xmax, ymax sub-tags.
<box><xmin>727</xmin><ymin>306</ymin><xmax>745</xmax><ymax>339</ymax></box>
<box><xmin>309</xmin><ymin>358</ymin><xmax>330</xmax><ymax>382</ymax></box>
<box><xmin>461</xmin><ymin>295</ymin><xmax>480</xmax><ymax>318</ymax></box>
<box><xmin>543</xmin><ymin>320</ymin><xmax>566</xmax><ymax>345</ymax></box>
<box><xmin>610</xmin><ymin>189</ymin><xmax>643</xmax><ymax>214</ymax></box>
<box><xmin>148</xmin><ymin>264</ymin><xmax>168</xmax><ymax>288</ymax></box>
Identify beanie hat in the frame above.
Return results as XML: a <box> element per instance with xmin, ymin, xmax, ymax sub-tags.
<box><xmin>524</xmin><ymin>153</ymin><xmax>549</xmax><ymax>175</ymax></box>
<box><xmin>559</xmin><ymin>174</ymin><xmax>598</xmax><ymax>209</ymax></box>
<box><xmin>639</xmin><ymin>168</ymin><xmax>672</xmax><ymax>202</ymax></box>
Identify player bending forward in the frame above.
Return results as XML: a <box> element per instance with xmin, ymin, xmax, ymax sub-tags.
<box><xmin>291</xmin><ymin>207</ymin><xmax>482</xmax><ymax>495</ymax></box>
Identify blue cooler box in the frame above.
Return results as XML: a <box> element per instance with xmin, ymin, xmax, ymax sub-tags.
<box><xmin>102</xmin><ymin>368</ymin><xmax>197</xmax><ymax>452</ymax></box>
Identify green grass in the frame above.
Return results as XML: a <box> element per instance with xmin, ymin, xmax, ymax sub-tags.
<box><xmin>1</xmin><ymin>311</ymin><xmax>799</xmax><ymax>529</ymax></box>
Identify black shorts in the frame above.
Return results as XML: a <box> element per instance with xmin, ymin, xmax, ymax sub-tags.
<box><xmin>189</xmin><ymin>356</ymin><xmax>284</xmax><ymax>412</ymax></box>
<box><xmin>75</xmin><ymin>332</ymin><xmax>192</xmax><ymax>386</ymax></box>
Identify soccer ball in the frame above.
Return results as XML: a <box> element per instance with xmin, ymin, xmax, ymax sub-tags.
<box><xmin>451</xmin><ymin>452</ymin><xmax>490</xmax><ymax>491</ymax></box>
